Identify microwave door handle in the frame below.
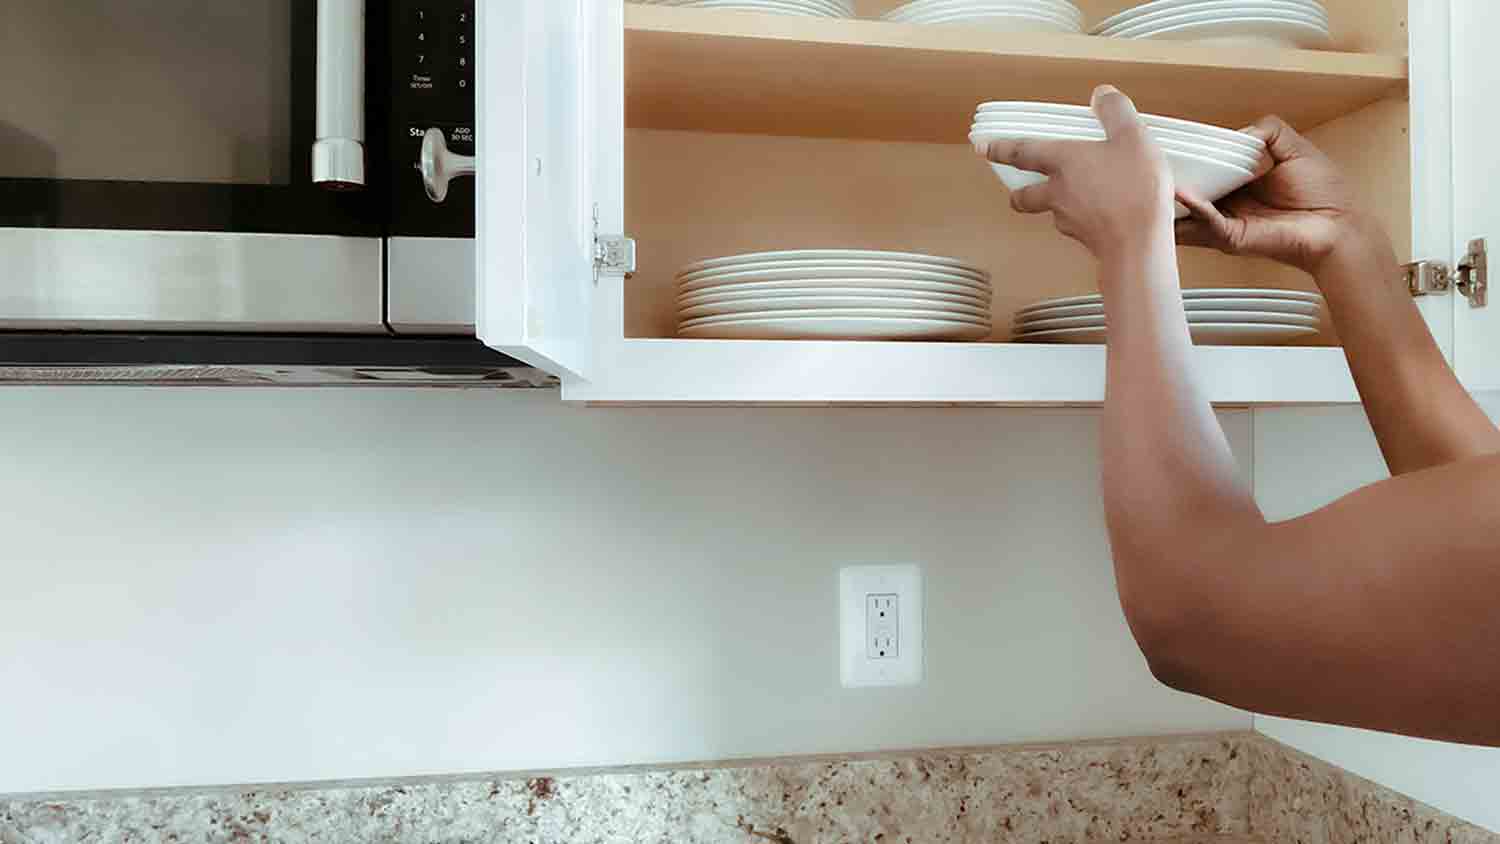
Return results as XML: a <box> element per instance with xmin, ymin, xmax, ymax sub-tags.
<box><xmin>417</xmin><ymin>128</ymin><xmax>476</xmax><ymax>204</ymax></box>
<box><xmin>312</xmin><ymin>0</ymin><xmax>367</xmax><ymax>188</ymax></box>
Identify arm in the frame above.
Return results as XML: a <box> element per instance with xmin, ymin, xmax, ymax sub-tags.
<box><xmin>1176</xmin><ymin>118</ymin><xmax>1500</xmax><ymax>475</ymax></box>
<box><xmin>980</xmin><ymin>87</ymin><xmax>1500</xmax><ymax>746</ymax></box>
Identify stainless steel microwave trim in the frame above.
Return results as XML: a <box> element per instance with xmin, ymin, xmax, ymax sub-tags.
<box><xmin>387</xmin><ymin>236</ymin><xmax>474</xmax><ymax>334</ymax></box>
<box><xmin>0</xmin><ymin>333</ymin><xmax>548</xmax><ymax>388</ymax></box>
<box><xmin>313</xmin><ymin>0</ymin><xmax>368</xmax><ymax>187</ymax></box>
<box><xmin>0</xmin><ymin>228</ymin><xmax>384</xmax><ymax>332</ymax></box>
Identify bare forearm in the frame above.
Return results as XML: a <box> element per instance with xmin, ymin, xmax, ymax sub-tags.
<box><xmin>1100</xmin><ymin>232</ymin><xmax>1264</xmax><ymax>649</ymax></box>
<box><xmin>1318</xmin><ymin>217</ymin><xmax>1500</xmax><ymax>474</ymax></box>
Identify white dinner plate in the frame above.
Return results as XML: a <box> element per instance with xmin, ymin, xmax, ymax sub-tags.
<box><xmin>1017</xmin><ymin>288</ymin><xmax>1323</xmax><ymax>314</ymax></box>
<box><xmin>893</xmin><ymin>4</ymin><xmax>1076</xmax><ymax>21</ymax></box>
<box><xmin>679</xmin><ymin>315</ymin><xmax>993</xmax><ymax>340</ymax></box>
<box><xmin>971</xmin><ymin>119</ymin><xmax>1263</xmax><ymax>169</ymax></box>
<box><xmin>649</xmin><ymin>0</ymin><xmax>853</xmax><ymax>11</ymax></box>
<box><xmin>678</xmin><ymin>257</ymin><xmax>989</xmax><ymax>285</ymax></box>
<box><xmin>1016</xmin><ymin>297</ymin><xmax>1322</xmax><ymax>322</ymax></box>
<box><xmin>1099</xmin><ymin>2</ymin><xmax>1327</xmax><ymax>36</ymax></box>
<box><xmin>679</xmin><ymin>282</ymin><xmax>990</xmax><ymax>306</ymax></box>
<box><xmin>1112</xmin><ymin>7</ymin><xmax>1328</xmax><ymax>37</ymax></box>
<box><xmin>1015</xmin><ymin>310</ymin><xmax>1321</xmax><ymax>332</ymax></box>
<box><xmin>1093</xmin><ymin>0</ymin><xmax>1325</xmax><ymax>33</ymax></box>
<box><xmin>1110</xmin><ymin>14</ymin><xmax>1332</xmax><ymax>48</ymax></box>
<box><xmin>896</xmin><ymin>10</ymin><xmax>1080</xmax><ymax>31</ymax></box>
<box><xmin>651</xmin><ymin>0</ymin><xmax>849</xmax><ymax>17</ymax></box>
<box><xmin>676</xmin><ymin>278</ymin><xmax>995</xmax><ymax>304</ymax></box>
<box><xmin>1014</xmin><ymin>322</ymin><xmax>1319</xmax><ymax>345</ymax></box>
<box><xmin>681</xmin><ymin>295</ymin><xmax>993</xmax><ymax>320</ymax></box>
<box><xmin>972</xmin><ymin>113</ymin><xmax>1265</xmax><ymax>163</ymax></box>
<box><xmin>969</xmin><ymin>128</ymin><xmax>1256</xmax><ymax>218</ymax></box>
<box><xmin>681</xmin><ymin>249</ymin><xmax>980</xmax><ymax>275</ymax></box>
<box><xmin>682</xmin><ymin>306</ymin><xmax>990</xmax><ymax>327</ymax></box>
<box><xmin>679</xmin><ymin>267</ymin><xmax>993</xmax><ymax>295</ymax></box>
<box><xmin>884</xmin><ymin>0</ymin><xmax>1081</xmax><ymax>22</ymax></box>
<box><xmin>976</xmin><ymin>102</ymin><xmax>1264</xmax><ymax>153</ymax></box>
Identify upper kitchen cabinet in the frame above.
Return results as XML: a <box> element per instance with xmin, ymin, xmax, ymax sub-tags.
<box><xmin>479</xmin><ymin>0</ymin><xmax>1487</xmax><ymax>405</ymax></box>
<box><xmin>1452</xmin><ymin>0</ymin><xmax>1500</xmax><ymax>392</ymax></box>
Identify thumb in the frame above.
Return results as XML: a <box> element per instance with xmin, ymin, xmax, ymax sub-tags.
<box><xmin>1091</xmin><ymin>85</ymin><xmax>1144</xmax><ymax>140</ymax></box>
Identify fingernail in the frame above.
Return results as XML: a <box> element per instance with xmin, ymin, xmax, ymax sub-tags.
<box><xmin>1092</xmin><ymin>84</ymin><xmax>1119</xmax><ymax>103</ymax></box>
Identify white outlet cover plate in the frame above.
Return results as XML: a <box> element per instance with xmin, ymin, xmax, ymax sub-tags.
<box><xmin>839</xmin><ymin>565</ymin><xmax>924</xmax><ymax>688</ymax></box>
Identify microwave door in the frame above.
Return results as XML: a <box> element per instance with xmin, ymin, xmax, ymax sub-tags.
<box><xmin>0</xmin><ymin>0</ymin><xmax>383</xmax><ymax>333</ymax></box>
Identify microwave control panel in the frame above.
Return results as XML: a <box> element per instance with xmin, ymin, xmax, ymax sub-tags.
<box><xmin>389</xmin><ymin>0</ymin><xmax>475</xmax><ymax>237</ymax></box>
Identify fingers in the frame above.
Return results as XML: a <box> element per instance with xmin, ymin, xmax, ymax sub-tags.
<box><xmin>978</xmin><ymin>137</ymin><xmax>1067</xmax><ymax>175</ymax></box>
<box><xmin>1243</xmin><ymin>115</ymin><xmax>1315</xmax><ymax>164</ymax></box>
<box><xmin>1091</xmin><ymin>85</ymin><xmax>1145</xmax><ymax>141</ymax></box>
<box><xmin>1174</xmin><ymin>217</ymin><xmax>1220</xmax><ymax>249</ymax></box>
<box><xmin>1009</xmin><ymin>182</ymin><xmax>1054</xmax><ymax>214</ymax></box>
<box><xmin>1175</xmin><ymin>190</ymin><xmax>1225</xmax><ymax>224</ymax></box>
<box><xmin>1174</xmin><ymin>189</ymin><xmax>1246</xmax><ymax>252</ymax></box>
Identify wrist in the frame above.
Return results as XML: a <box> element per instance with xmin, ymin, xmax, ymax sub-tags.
<box><xmin>1098</xmin><ymin>222</ymin><xmax>1177</xmax><ymax>276</ymax></box>
<box><xmin>1312</xmin><ymin>212</ymin><xmax>1398</xmax><ymax>283</ymax></box>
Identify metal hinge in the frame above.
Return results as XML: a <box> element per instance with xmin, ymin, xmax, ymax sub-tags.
<box><xmin>592</xmin><ymin>204</ymin><xmax>636</xmax><ymax>282</ymax></box>
<box><xmin>1405</xmin><ymin>238</ymin><xmax>1488</xmax><ymax>308</ymax></box>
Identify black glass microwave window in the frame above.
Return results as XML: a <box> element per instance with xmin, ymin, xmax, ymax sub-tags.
<box><xmin>0</xmin><ymin>0</ymin><xmax>383</xmax><ymax>235</ymax></box>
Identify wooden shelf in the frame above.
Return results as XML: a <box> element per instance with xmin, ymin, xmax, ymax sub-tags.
<box><xmin>625</xmin><ymin>3</ymin><xmax>1409</xmax><ymax>143</ymax></box>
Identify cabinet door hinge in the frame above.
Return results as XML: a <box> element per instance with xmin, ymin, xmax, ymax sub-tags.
<box><xmin>1405</xmin><ymin>238</ymin><xmax>1488</xmax><ymax>308</ymax></box>
<box><xmin>592</xmin><ymin>204</ymin><xmax>636</xmax><ymax>282</ymax></box>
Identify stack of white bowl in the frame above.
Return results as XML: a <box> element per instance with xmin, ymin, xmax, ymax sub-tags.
<box><xmin>676</xmin><ymin>250</ymin><xmax>993</xmax><ymax>340</ymax></box>
<box><xmin>634</xmin><ymin>0</ymin><xmax>855</xmax><ymax>17</ymax></box>
<box><xmin>881</xmin><ymin>0</ymin><xmax>1083</xmax><ymax>32</ymax></box>
<box><xmin>970</xmin><ymin>101</ymin><xmax>1269</xmax><ymax>219</ymax></box>
<box><xmin>1012</xmin><ymin>289</ymin><xmax>1326</xmax><ymax>345</ymax></box>
<box><xmin>1092</xmin><ymin>0</ymin><xmax>1331</xmax><ymax>49</ymax></box>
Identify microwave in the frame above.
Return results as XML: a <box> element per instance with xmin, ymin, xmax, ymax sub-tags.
<box><xmin>0</xmin><ymin>0</ymin><xmax>538</xmax><ymax>385</ymax></box>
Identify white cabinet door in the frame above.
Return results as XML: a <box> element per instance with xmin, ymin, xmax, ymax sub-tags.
<box><xmin>476</xmin><ymin>0</ymin><xmax>623</xmax><ymax>380</ymax></box>
<box><xmin>1452</xmin><ymin>0</ymin><xmax>1500</xmax><ymax>390</ymax></box>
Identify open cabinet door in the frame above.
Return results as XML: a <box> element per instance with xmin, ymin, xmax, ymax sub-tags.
<box><xmin>1452</xmin><ymin>0</ymin><xmax>1500</xmax><ymax>391</ymax></box>
<box><xmin>476</xmin><ymin>0</ymin><xmax>623</xmax><ymax>381</ymax></box>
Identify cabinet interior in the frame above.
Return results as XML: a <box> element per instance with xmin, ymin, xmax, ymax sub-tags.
<box><xmin>622</xmin><ymin>0</ymin><xmax>1412</xmax><ymax>346</ymax></box>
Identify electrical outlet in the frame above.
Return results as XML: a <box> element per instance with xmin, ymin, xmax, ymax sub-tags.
<box><xmin>840</xmin><ymin>566</ymin><xmax>923</xmax><ymax>688</ymax></box>
<box><xmin>867</xmin><ymin>594</ymin><xmax>898</xmax><ymax>659</ymax></box>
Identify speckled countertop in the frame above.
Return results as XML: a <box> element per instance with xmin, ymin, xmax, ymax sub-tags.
<box><xmin>1</xmin><ymin>733</ymin><xmax>1493</xmax><ymax>843</ymax></box>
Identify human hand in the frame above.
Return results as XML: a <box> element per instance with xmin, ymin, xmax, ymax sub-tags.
<box><xmin>1174</xmin><ymin>115</ymin><xmax>1389</xmax><ymax>275</ymax></box>
<box><xmin>975</xmin><ymin>85</ymin><xmax>1176</xmax><ymax>266</ymax></box>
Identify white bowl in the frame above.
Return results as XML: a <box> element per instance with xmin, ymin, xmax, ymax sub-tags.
<box><xmin>973</xmin><ymin>110</ymin><xmax>1264</xmax><ymax>159</ymax></box>
<box><xmin>971</xmin><ymin>119</ymin><xmax>1264</xmax><ymax>170</ymax></box>
<box><xmin>969</xmin><ymin>127</ymin><xmax>1259</xmax><ymax>219</ymax></box>
<box><xmin>976</xmin><ymin>102</ymin><xmax>1265</xmax><ymax>153</ymax></box>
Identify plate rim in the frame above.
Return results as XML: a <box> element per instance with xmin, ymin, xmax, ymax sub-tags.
<box><xmin>1093</xmin><ymin>0</ymin><xmax>1326</xmax><ymax>32</ymax></box>
<box><xmin>680</xmin><ymin>249</ymin><xmax>981</xmax><ymax>275</ymax></box>
<box><xmin>680</xmin><ymin>307</ymin><xmax>994</xmax><ymax>327</ymax></box>
<box><xmin>1014</xmin><ymin>310</ymin><xmax>1322</xmax><ymax>332</ymax></box>
<box><xmin>1016</xmin><ymin>288</ymin><xmax>1325</xmax><ymax>313</ymax></box>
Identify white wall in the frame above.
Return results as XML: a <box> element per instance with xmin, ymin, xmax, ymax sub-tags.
<box><xmin>0</xmin><ymin>389</ymin><xmax>1248</xmax><ymax>794</ymax></box>
<box><xmin>1252</xmin><ymin>396</ymin><xmax>1500</xmax><ymax>832</ymax></box>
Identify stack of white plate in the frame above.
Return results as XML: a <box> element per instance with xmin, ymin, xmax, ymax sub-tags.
<box><xmin>676</xmin><ymin>250</ymin><xmax>993</xmax><ymax>340</ymax></box>
<box><xmin>883</xmin><ymin>0</ymin><xmax>1084</xmax><ymax>33</ymax></box>
<box><xmin>634</xmin><ymin>0</ymin><xmax>855</xmax><ymax>18</ymax></box>
<box><xmin>1012</xmin><ymin>289</ymin><xmax>1326</xmax><ymax>344</ymax></box>
<box><xmin>1091</xmin><ymin>0</ymin><xmax>1331</xmax><ymax>49</ymax></box>
<box><xmin>970</xmin><ymin>101</ymin><xmax>1269</xmax><ymax>219</ymax></box>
